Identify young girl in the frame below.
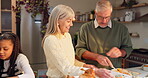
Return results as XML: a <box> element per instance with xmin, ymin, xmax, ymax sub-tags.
<box><xmin>0</xmin><ymin>32</ymin><xmax>35</xmax><ymax>78</ymax></box>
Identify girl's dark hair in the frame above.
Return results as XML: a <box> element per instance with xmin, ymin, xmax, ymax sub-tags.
<box><xmin>0</xmin><ymin>32</ymin><xmax>23</xmax><ymax>77</ymax></box>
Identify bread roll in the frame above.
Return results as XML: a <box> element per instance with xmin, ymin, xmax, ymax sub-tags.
<box><xmin>79</xmin><ymin>69</ymin><xmax>95</xmax><ymax>78</ymax></box>
<box><xmin>79</xmin><ymin>74</ymin><xmax>95</xmax><ymax>78</ymax></box>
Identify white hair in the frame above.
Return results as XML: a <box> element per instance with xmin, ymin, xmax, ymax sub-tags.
<box><xmin>42</xmin><ymin>4</ymin><xmax>75</xmax><ymax>45</ymax></box>
<box><xmin>95</xmin><ymin>0</ymin><xmax>112</xmax><ymax>13</ymax></box>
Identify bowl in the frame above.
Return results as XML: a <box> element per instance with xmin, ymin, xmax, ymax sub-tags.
<box><xmin>142</xmin><ymin>64</ymin><xmax>148</xmax><ymax>71</ymax></box>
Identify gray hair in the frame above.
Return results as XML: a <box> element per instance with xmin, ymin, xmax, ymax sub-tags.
<box><xmin>42</xmin><ymin>4</ymin><xmax>75</xmax><ymax>45</ymax></box>
<box><xmin>95</xmin><ymin>0</ymin><xmax>112</xmax><ymax>13</ymax></box>
<box><xmin>45</xmin><ymin>4</ymin><xmax>74</xmax><ymax>35</ymax></box>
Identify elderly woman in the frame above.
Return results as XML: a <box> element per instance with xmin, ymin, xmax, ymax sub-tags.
<box><xmin>42</xmin><ymin>4</ymin><xmax>114</xmax><ymax>78</ymax></box>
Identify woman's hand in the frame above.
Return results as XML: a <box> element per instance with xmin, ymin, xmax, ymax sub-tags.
<box><xmin>95</xmin><ymin>68</ymin><xmax>115</xmax><ymax>78</ymax></box>
<box><xmin>83</xmin><ymin>64</ymin><xmax>115</xmax><ymax>78</ymax></box>
<box><xmin>83</xmin><ymin>64</ymin><xmax>96</xmax><ymax>69</ymax></box>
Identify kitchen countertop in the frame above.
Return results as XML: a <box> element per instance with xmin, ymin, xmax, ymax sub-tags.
<box><xmin>75</xmin><ymin>67</ymin><xmax>148</xmax><ymax>78</ymax></box>
<box><xmin>126</xmin><ymin>67</ymin><xmax>148</xmax><ymax>77</ymax></box>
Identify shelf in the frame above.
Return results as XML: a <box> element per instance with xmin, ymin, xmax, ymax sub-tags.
<box><xmin>130</xmin><ymin>32</ymin><xmax>140</xmax><ymax>38</ymax></box>
<box><xmin>114</xmin><ymin>3</ymin><xmax>148</xmax><ymax>10</ymax></box>
<box><xmin>2</xmin><ymin>29</ymin><xmax>12</xmax><ymax>31</ymax></box>
<box><xmin>1</xmin><ymin>9</ymin><xmax>11</xmax><ymax>12</ymax></box>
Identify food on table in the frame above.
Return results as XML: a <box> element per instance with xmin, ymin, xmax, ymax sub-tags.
<box><xmin>79</xmin><ymin>74</ymin><xmax>95</xmax><ymax>78</ymax></box>
<box><xmin>112</xmin><ymin>68</ymin><xmax>140</xmax><ymax>76</ymax></box>
<box><xmin>79</xmin><ymin>68</ymin><xmax>95</xmax><ymax>78</ymax></box>
<box><xmin>116</xmin><ymin>68</ymin><xmax>132</xmax><ymax>76</ymax></box>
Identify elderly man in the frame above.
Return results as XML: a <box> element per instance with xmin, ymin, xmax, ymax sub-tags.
<box><xmin>76</xmin><ymin>0</ymin><xmax>133</xmax><ymax>69</ymax></box>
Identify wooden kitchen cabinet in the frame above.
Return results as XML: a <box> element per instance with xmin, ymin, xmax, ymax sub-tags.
<box><xmin>0</xmin><ymin>0</ymin><xmax>16</xmax><ymax>33</ymax></box>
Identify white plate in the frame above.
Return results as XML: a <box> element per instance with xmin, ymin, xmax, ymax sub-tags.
<box><xmin>74</xmin><ymin>76</ymin><xmax>99</xmax><ymax>78</ymax></box>
<box><xmin>111</xmin><ymin>71</ymin><xmax>132</xmax><ymax>78</ymax></box>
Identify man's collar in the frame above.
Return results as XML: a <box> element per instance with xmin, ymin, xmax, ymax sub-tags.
<box><xmin>94</xmin><ymin>19</ymin><xmax>112</xmax><ymax>28</ymax></box>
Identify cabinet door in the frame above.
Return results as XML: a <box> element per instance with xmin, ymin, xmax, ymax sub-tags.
<box><xmin>0</xmin><ymin>0</ymin><xmax>16</xmax><ymax>33</ymax></box>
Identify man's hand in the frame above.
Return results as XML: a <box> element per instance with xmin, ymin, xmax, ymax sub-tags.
<box><xmin>106</xmin><ymin>47</ymin><xmax>122</xmax><ymax>58</ymax></box>
<box><xmin>95</xmin><ymin>54</ymin><xmax>114</xmax><ymax>68</ymax></box>
<box><xmin>82</xmin><ymin>51</ymin><xmax>114</xmax><ymax>68</ymax></box>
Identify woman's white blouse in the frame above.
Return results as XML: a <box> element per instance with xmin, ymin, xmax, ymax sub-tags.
<box><xmin>43</xmin><ymin>33</ymin><xmax>85</xmax><ymax>77</ymax></box>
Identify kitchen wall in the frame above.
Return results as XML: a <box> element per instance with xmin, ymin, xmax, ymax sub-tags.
<box><xmin>48</xmin><ymin>0</ymin><xmax>98</xmax><ymax>14</ymax></box>
<box><xmin>110</xmin><ymin>0</ymin><xmax>148</xmax><ymax>49</ymax></box>
<box><xmin>125</xmin><ymin>22</ymin><xmax>148</xmax><ymax>49</ymax></box>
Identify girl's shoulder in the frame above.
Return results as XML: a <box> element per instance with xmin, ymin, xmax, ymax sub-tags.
<box><xmin>15</xmin><ymin>54</ymin><xmax>30</xmax><ymax>66</ymax></box>
<box><xmin>16</xmin><ymin>54</ymin><xmax>28</xmax><ymax>61</ymax></box>
<box><xmin>18</xmin><ymin>54</ymin><xmax>27</xmax><ymax>58</ymax></box>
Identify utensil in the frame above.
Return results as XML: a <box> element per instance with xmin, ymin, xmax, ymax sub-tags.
<box><xmin>110</xmin><ymin>66</ymin><xmax>115</xmax><ymax>70</ymax></box>
<box><xmin>110</xmin><ymin>64</ymin><xmax>115</xmax><ymax>70</ymax></box>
